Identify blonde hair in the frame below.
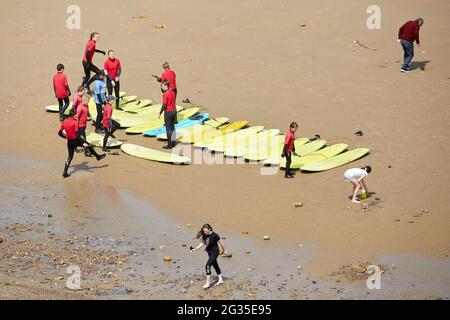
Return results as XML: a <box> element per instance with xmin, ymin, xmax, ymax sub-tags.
<box><xmin>82</xmin><ymin>94</ymin><xmax>90</xmax><ymax>105</ymax></box>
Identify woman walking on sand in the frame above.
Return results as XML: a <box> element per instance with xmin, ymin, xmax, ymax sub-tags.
<box><xmin>191</xmin><ymin>224</ymin><xmax>225</xmax><ymax>289</ymax></box>
<box><xmin>344</xmin><ymin>166</ymin><xmax>371</xmax><ymax>203</ymax></box>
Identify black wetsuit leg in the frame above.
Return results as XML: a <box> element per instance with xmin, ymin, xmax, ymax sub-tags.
<box><xmin>205</xmin><ymin>248</ymin><xmax>221</xmax><ymax>275</ymax></box>
<box><xmin>164</xmin><ymin>110</ymin><xmax>177</xmax><ymax>147</ymax></box>
<box><xmin>95</xmin><ymin>103</ymin><xmax>103</xmax><ymax>130</ymax></box>
<box><xmin>63</xmin><ymin>139</ymin><xmax>77</xmax><ymax>176</ymax></box>
<box><xmin>103</xmin><ymin>127</ymin><xmax>110</xmax><ymax>149</ymax></box>
<box><xmin>114</xmin><ymin>80</ymin><xmax>120</xmax><ymax>109</ymax></box>
<box><xmin>82</xmin><ymin>61</ymin><xmax>101</xmax><ymax>88</ymax></box>
<box><xmin>285</xmin><ymin>151</ymin><xmax>292</xmax><ymax>177</ymax></box>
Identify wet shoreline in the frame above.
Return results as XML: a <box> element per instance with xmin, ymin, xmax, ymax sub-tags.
<box><xmin>0</xmin><ymin>155</ymin><xmax>449</xmax><ymax>299</ymax></box>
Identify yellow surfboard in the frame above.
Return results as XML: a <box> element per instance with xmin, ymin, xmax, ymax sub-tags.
<box><xmin>157</xmin><ymin>117</ymin><xmax>229</xmax><ymax>140</ymax></box>
<box><xmin>192</xmin><ymin>121</ymin><xmax>249</xmax><ymax>148</ymax></box>
<box><xmin>119</xmin><ymin>106</ymin><xmax>184</xmax><ymax>128</ymax></box>
<box><xmin>86</xmin><ymin>132</ymin><xmax>123</xmax><ymax>148</ymax></box>
<box><xmin>244</xmin><ymin>137</ymin><xmax>313</xmax><ymax>161</ymax></box>
<box><xmin>207</xmin><ymin>126</ymin><xmax>268</xmax><ymax>153</ymax></box>
<box><xmin>223</xmin><ymin>129</ymin><xmax>281</xmax><ymax>157</ymax></box>
<box><xmin>264</xmin><ymin>143</ymin><xmax>347</xmax><ymax>168</ymax></box>
<box><xmin>299</xmin><ymin>148</ymin><xmax>370</xmax><ymax>171</ymax></box>
<box><xmin>121</xmin><ymin>143</ymin><xmax>190</xmax><ymax>164</ymax></box>
<box><xmin>120</xmin><ymin>99</ymin><xmax>152</xmax><ymax>112</ymax></box>
<box><xmin>125</xmin><ymin>108</ymin><xmax>200</xmax><ymax>134</ymax></box>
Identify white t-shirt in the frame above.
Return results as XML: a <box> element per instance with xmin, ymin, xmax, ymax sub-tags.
<box><xmin>344</xmin><ymin>168</ymin><xmax>368</xmax><ymax>182</ymax></box>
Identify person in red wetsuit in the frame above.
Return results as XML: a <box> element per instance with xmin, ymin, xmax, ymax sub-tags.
<box><xmin>104</xmin><ymin>50</ymin><xmax>122</xmax><ymax>109</ymax></box>
<box><xmin>101</xmin><ymin>96</ymin><xmax>120</xmax><ymax>152</ymax></box>
<box><xmin>53</xmin><ymin>64</ymin><xmax>71</xmax><ymax>121</ymax></box>
<box><xmin>81</xmin><ymin>32</ymin><xmax>106</xmax><ymax>93</ymax></box>
<box><xmin>158</xmin><ymin>80</ymin><xmax>177</xmax><ymax>149</ymax></box>
<box><xmin>281</xmin><ymin>122</ymin><xmax>299</xmax><ymax>179</ymax></box>
<box><xmin>153</xmin><ymin>62</ymin><xmax>177</xmax><ymax>97</ymax></box>
<box><xmin>58</xmin><ymin>109</ymin><xmax>106</xmax><ymax>178</ymax></box>
<box><xmin>71</xmin><ymin>86</ymin><xmax>85</xmax><ymax>112</ymax></box>
<box><xmin>398</xmin><ymin>18</ymin><xmax>424</xmax><ymax>72</ymax></box>
<box><xmin>75</xmin><ymin>94</ymin><xmax>92</xmax><ymax>156</ymax></box>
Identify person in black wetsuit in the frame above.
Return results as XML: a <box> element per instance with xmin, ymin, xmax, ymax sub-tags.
<box><xmin>191</xmin><ymin>224</ymin><xmax>225</xmax><ymax>289</ymax></box>
<box><xmin>81</xmin><ymin>32</ymin><xmax>106</xmax><ymax>94</ymax></box>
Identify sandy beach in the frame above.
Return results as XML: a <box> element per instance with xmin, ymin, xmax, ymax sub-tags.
<box><xmin>0</xmin><ymin>0</ymin><xmax>449</xmax><ymax>299</ymax></box>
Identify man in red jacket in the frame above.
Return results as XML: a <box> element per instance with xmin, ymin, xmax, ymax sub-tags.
<box><xmin>53</xmin><ymin>64</ymin><xmax>71</xmax><ymax>121</ymax></box>
<box><xmin>153</xmin><ymin>62</ymin><xmax>177</xmax><ymax>97</ymax></box>
<box><xmin>398</xmin><ymin>18</ymin><xmax>424</xmax><ymax>73</ymax></box>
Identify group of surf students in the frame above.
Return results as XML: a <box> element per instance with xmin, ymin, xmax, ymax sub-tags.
<box><xmin>51</xmin><ymin>30</ymin><xmax>377</xmax><ymax>288</ymax></box>
<box><xmin>53</xmin><ymin>31</ymin><xmax>178</xmax><ymax>177</ymax></box>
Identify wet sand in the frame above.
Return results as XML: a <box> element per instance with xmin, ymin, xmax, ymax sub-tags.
<box><xmin>1</xmin><ymin>155</ymin><xmax>448</xmax><ymax>299</ymax></box>
<box><xmin>0</xmin><ymin>0</ymin><xmax>449</xmax><ymax>299</ymax></box>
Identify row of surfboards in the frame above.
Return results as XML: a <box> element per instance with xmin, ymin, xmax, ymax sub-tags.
<box><xmin>45</xmin><ymin>92</ymin><xmax>370</xmax><ymax>171</ymax></box>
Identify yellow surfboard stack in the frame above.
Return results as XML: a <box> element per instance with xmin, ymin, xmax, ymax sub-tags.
<box><xmin>45</xmin><ymin>92</ymin><xmax>369</xmax><ymax>170</ymax></box>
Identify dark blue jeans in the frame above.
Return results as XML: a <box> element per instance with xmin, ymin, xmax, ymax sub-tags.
<box><xmin>400</xmin><ymin>39</ymin><xmax>414</xmax><ymax>70</ymax></box>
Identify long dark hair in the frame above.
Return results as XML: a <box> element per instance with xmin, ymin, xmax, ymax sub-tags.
<box><xmin>196</xmin><ymin>224</ymin><xmax>212</xmax><ymax>239</ymax></box>
<box><xmin>90</xmin><ymin>32</ymin><xmax>99</xmax><ymax>40</ymax></box>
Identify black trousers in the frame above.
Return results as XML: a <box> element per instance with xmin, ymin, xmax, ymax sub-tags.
<box><xmin>57</xmin><ymin>97</ymin><xmax>70</xmax><ymax>119</ymax></box>
<box><xmin>106</xmin><ymin>79</ymin><xmax>120</xmax><ymax>109</ymax></box>
<box><xmin>64</xmin><ymin>138</ymin><xmax>99</xmax><ymax>175</ymax></box>
<box><xmin>78</xmin><ymin>126</ymin><xmax>86</xmax><ymax>141</ymax></box>
<box><xmin>103</xmin><ymin>119</ymin><xmax>120</xmax><ymax>149</ymax></box>
<box><xmin>164</xmin><ymin>110</ymin><xmax>177</xmax><ymax>147</ymax></box>
<box><xmin>285</xmin><ymin>151</ymin><xmax>292</xmax><ymax>176</ymax></box>
<box><xmin>82</xmin><ymin>61</ymin><xmax>101</xmax><ymax>88</ymax></box>
<box><xmin>205</xmin><ymin>248</ymin><xmax>221</xmax><ymax>276</ymax></box>
<box><xmin>95</xmin><ymin>103</ymin><xmax>104</xmax><ymax>130</ymax></box>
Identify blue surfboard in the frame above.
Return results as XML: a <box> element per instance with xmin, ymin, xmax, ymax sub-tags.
<box><xmin>143</xmin><ymin>113</ymin><xmax>209</xmax><ymax>137</ymax></box>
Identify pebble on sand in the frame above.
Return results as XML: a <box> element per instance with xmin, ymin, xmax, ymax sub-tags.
<box><xmin>297</xmin><ymin>265</ymin><xmax>302</xmax><ymax>270</ymax></box>
<box><xmin>298</xmin><ymin>243</ymin><xmax>304</xmax><ymax>248</ymax></box>
<box><xmin>263</xmin><ymin>236</ymin><xmax>270</xmax><ymax>240</ymax></box>
<box><xmin>186</xmin><ymin>224</ymin><xmax>192</xmax><ymax>228</ymax></box>
<box><xmin>47</xmin><ymin>214</ymin><xmax>53</xmax><ymax>218</ymax></box>
<box><xmin>159</xmin><ymin>245</ymin><xmax>166</xmax><ymax>250</ymax></box>
<box><xmin>163</xmin><ymin>256</ymin><xmax>172</xmax><ymax>262</ymax></box>
<box><xmin>408</xmin><ymin>220</ymin><xmax>414</xmax><ymax>224</ymax></box>
<box><xmin>293</xmin><ymin>202</ymin><xmax>303</xmax><ymax>208</ymax></box>
<box><xmin>352</xmin><ymin>265</ymin><xmax>366</xmax><ymax>273</ymax></box>
<box><xmin>222</xmin><ymin>252</ymin><xmax>232</xmax><ymax>258</ymax></box>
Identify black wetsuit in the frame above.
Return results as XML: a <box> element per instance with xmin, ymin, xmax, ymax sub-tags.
<box><xmin>81</xmin><ymin>49</ymin><xmax>105</xmax><ymax>90</ymax></box>
<box><xmin>58</xmin><ymin>132</ymin><xmax>102</xmax><ymax>177</ymax></box>
<box><xmin>58</xmin><ymin>97</ymin><xmax>70</xmax><ymax>120</ymax></box>
<box><xmin>283</xmin><ymin>144</ymin><xmax>294</xmax><ymax>177</ymax></box>
<box><xmin>103</xmin><ymin>119</ymin><xmax>120</xmax><ymax>149</ymax></box>
<box><xmin>106</xmin><ymin>78</ymin><xmax>120</xmax><ymax>109</ymax></box>
<box><xmin>202</xmin><ymin>232</ymin><xmax>222</xmax><ymax>276</ymax></box>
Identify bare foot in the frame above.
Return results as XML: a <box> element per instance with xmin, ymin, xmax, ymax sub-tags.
<box><xmin>203</xmin><ymin>283</ymin><xmax>210</xmax><ymax>289</ymax></box>
<box><xmin>215</xmin><ymin>280</ymin><xmax>224</xmax><ymax>287</ymax></box>
<box><xmin>352</xmin><ymin>199</ymin><xmax>360</xmax><ymax>204</ymax></box>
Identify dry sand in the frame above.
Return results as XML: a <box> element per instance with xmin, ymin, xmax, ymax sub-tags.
<box><xmin>0</xmin><ymin>0</ymin><xmax>449</xmax><ymax>299</ymax></box>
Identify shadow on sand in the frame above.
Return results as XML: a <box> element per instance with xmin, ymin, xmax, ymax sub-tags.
<box><xmin>70</xmin><ymin>161</ymin><xmax>109</xmax><ymax>175</ymax></box>
<box><xmin>409</xmin><ymin>60</ymin><xmax>431</xmax><ymax>71</ymax></box>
